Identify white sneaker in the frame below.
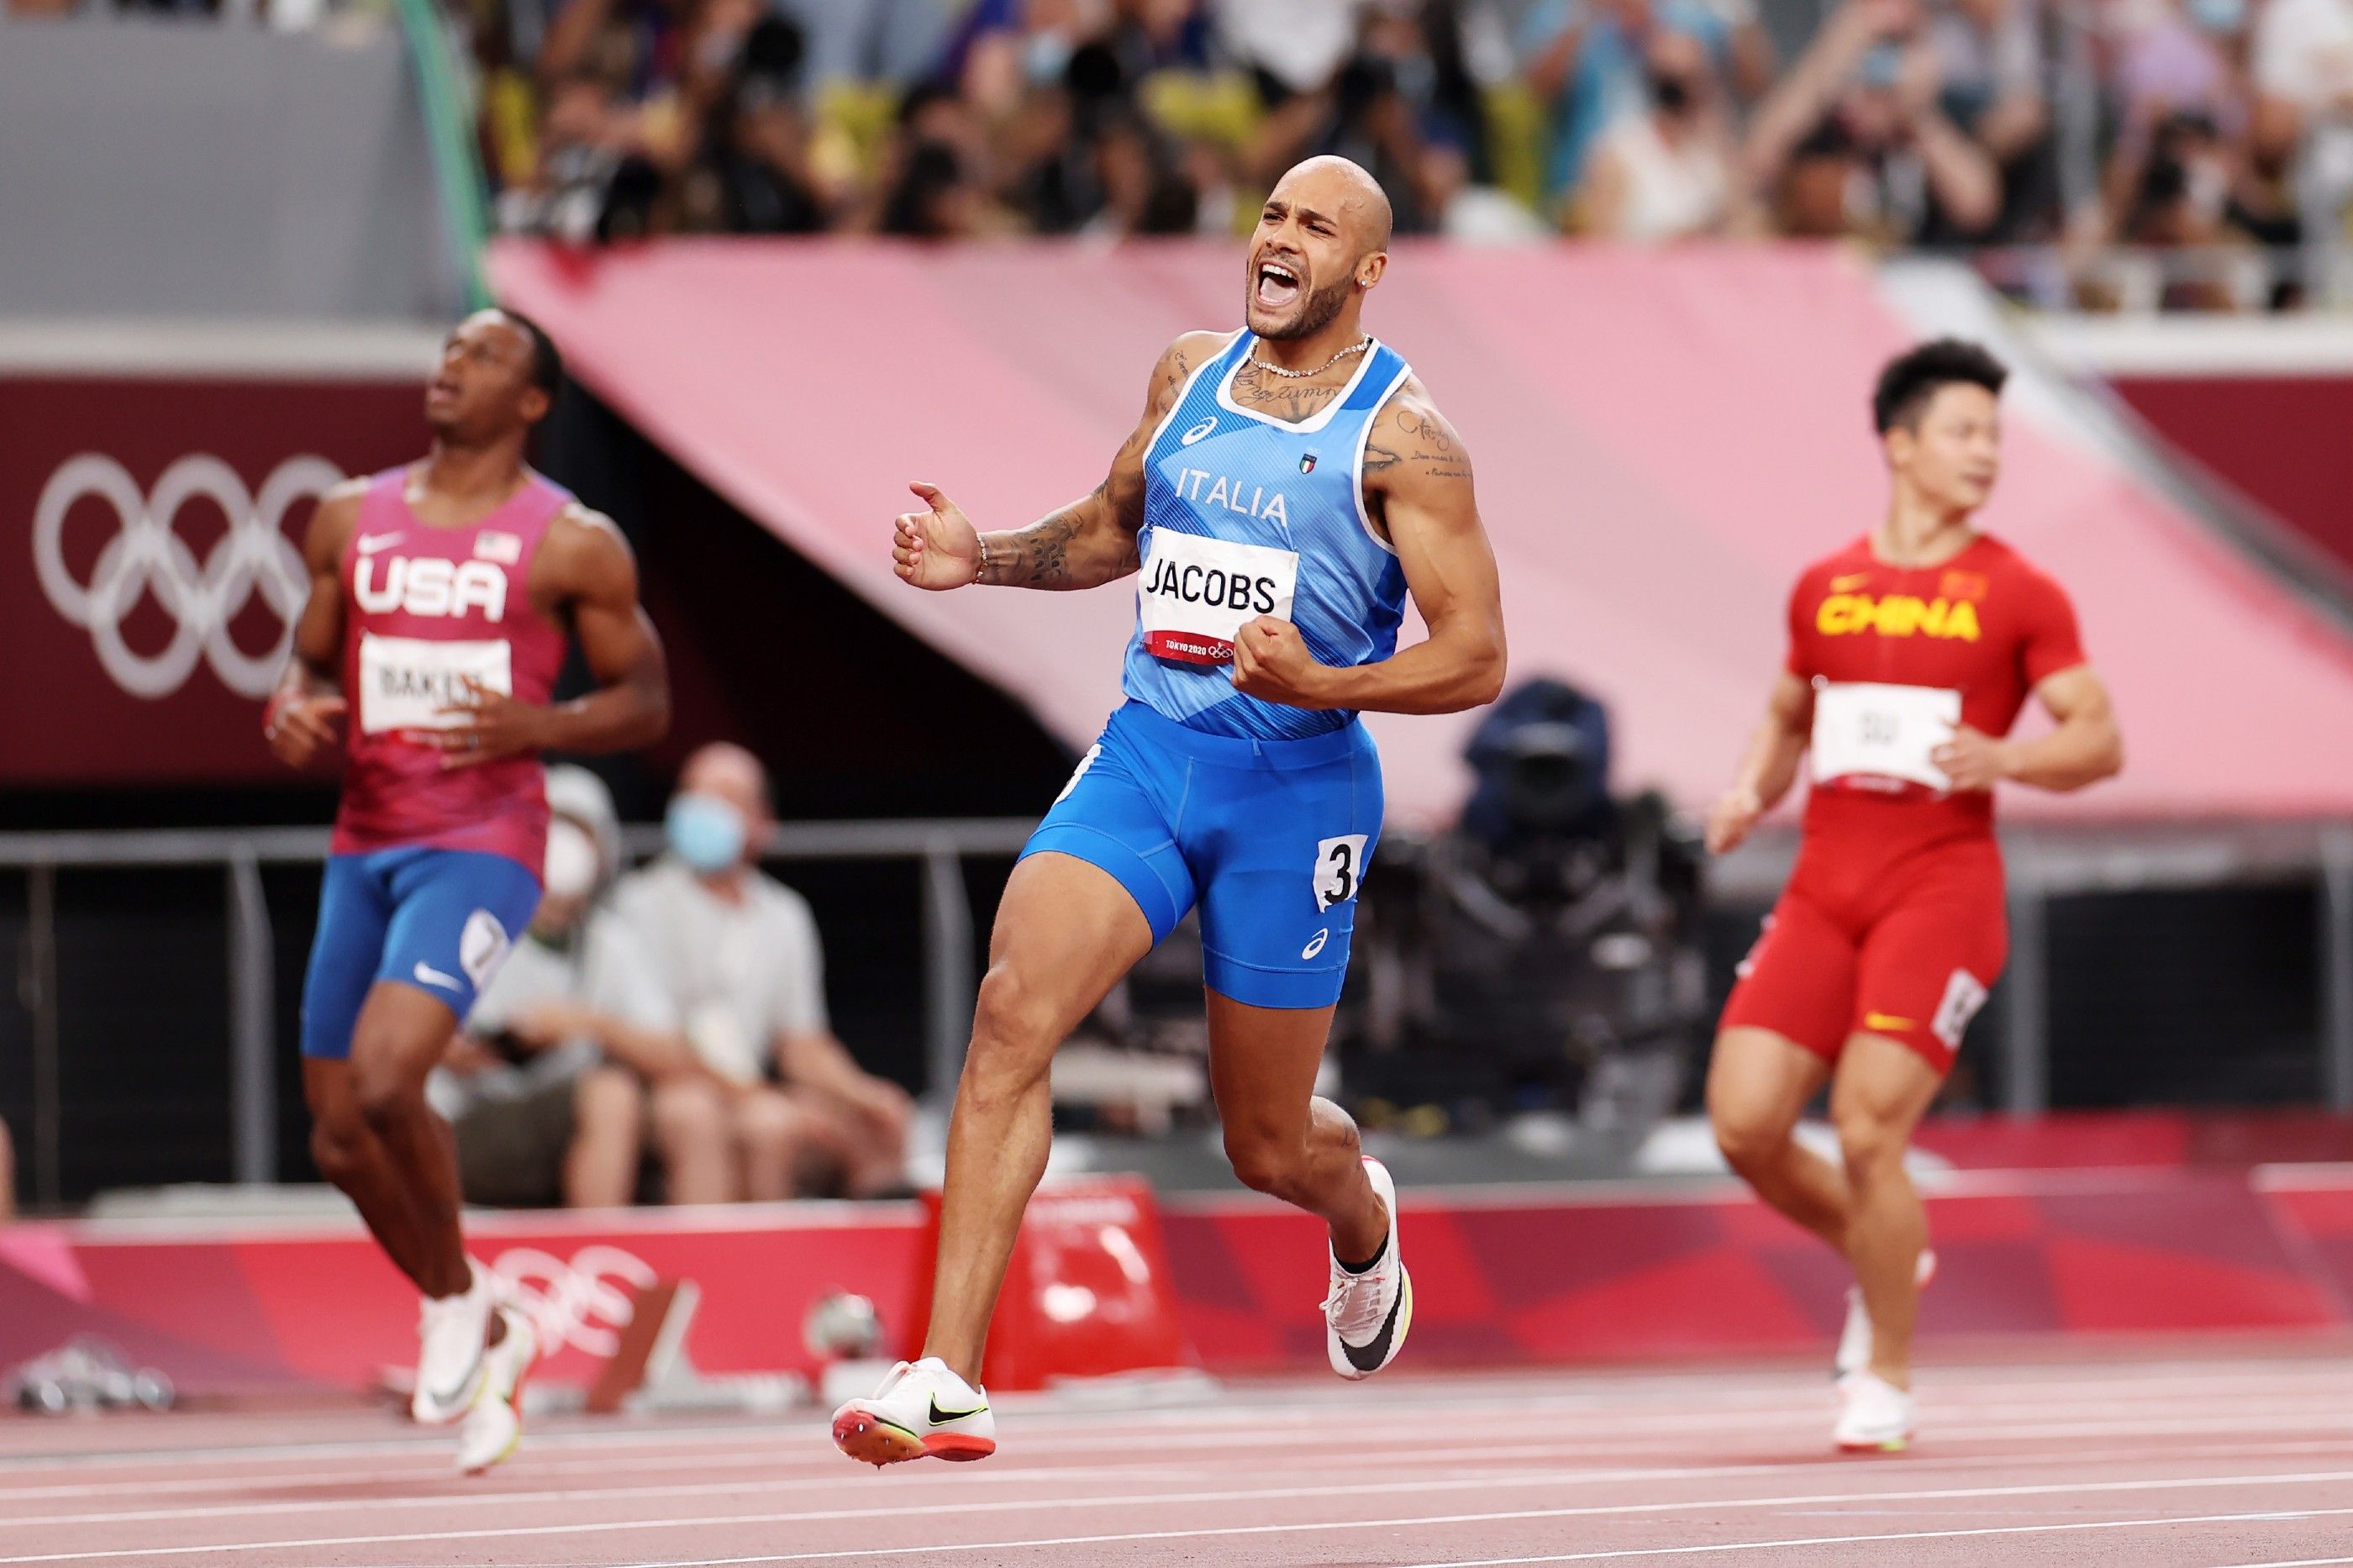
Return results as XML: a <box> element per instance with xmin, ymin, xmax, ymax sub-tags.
<box><xmin>1834</xmin><ymin>1249</ymin><xmax>1938</xmax><ymax>1381</ymax></box>
<box><xmin>455</xmin><ymin>1305</ymin><xmax>538</xmax><ymax>1476</ymax></box>
<box><xmin>412</xmin><ymin>1259</ymin><xmax>496</xmax><ymax>1426</ymax></box>
<box><xmin>1325</xmin><ymin>1156</ymin><xmax>1412</xmax><ymax>1381</ymax></box>
<box><xmin>1834</xmin><ymin>1371</ymin><xmax>1917</xmax><ymax>1453</ymax></box>
<box><xmin>831</xmin><ymin>1356</ymin><xmax>996</xmax><ymax>1466</ymax></box>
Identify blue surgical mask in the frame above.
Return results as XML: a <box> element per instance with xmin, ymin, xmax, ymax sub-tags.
<box><xmin>666</xmin><ymin>793</ymin><xmax>746</xmax><ymax>874</ymax></box>
<box><xmin>1024</xmin><ymin>32</ymin><xmax>1072</xmax><ymax>86</ymax></box>
<box><xmin>2189</xmin><ymin>0</ymin><xmax>2245</xmax><ymax>32</ymax></box>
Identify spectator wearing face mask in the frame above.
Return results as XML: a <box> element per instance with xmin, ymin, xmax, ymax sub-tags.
<box><xmin>1744</xmin><ymin>0</ymin><xmax>2002</xmax><ymax>245</ymax></box>
<box><xmin>608</xmin><ymin>744</ymin><xmax>914</xmax><ymax>1202</ymax></box>
<box><xmin>432</xmin><ymin>766</ymin><xmax>678</xmax><ymax>1208</ymax></box>
<box><xmin>1582</xmin><ymin>27</ymin><xmax>1745</xmax><ymax>238</ymax></box>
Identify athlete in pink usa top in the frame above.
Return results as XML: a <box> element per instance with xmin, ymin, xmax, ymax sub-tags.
<box><xmin>263</xmin><ymin>309</ymin><xmax>667</xmax><ymax>1474</ymax></box>
<box><xmin>331</xmin><ymin>466</ymin><xmax>574</xmax><ymax>871</ymax></box>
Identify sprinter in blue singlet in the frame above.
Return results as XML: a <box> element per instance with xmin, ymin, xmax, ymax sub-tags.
<box><xmin>834</xmin><ymin>157</ymin><xmax>1508</xmax><ymax>1470</ymax></box>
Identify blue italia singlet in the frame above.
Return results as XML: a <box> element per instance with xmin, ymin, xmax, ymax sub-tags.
<box><xmin>1120</xmin><ymin>329</ymin><xmax>1413</xmax><ymax>740</ymax></box>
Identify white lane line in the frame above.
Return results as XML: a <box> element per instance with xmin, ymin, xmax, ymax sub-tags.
<box><xmin>13</xmin><ymin>1430</ymin><xmax>2353</xmax><ymax>1518</ymax></box>
<box><xmin>9</xmin><ymin>1387</ymin><xmax>2353</xmax><ymax>1487</ymax></box>
<box><xmin>12</xmin><ymin>1430</ymin><xmax>2353</xmax><ymax>1524</ymax></box>
<box><xmin>19</xmin><ymin>1438</ymin><xmax>2344</xmax><ymax>1532</ymax></box>
<box><xmin>1375</xmin><ymin>1509</ymin><xmax>2353</xmax><ymax>1568</ymax></box>
<box><xmin>7</xmin><ymin>1365</ymin><xmax>2350</xmax><ymax>1475</ymax></box>
<box><xmin>11</xmin><ymin>1463</ymin><xmax>2353</xmax><ymax>1562</ymax></box>
<box><xmin>7</xmin><ymin>1404</ymin><xmax>2353</xmax><ymax>1517</ymax></box>
<box><xmin>7</xmin><ymin>1365</ymin><xmax>2351</xmax><ymax>1479</ymax></box>
<box><xmin>2203</xmin><ymin>1558</ymin><xmax>2353</xmax><ymax>1567</ymax></box>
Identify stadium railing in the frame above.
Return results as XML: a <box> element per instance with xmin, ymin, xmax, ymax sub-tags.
<box><xmin>0</xmin><ymin>818</ymin><xmax>1031</xmax><ymax>1208</ymax></box>
<box><xmin>2</xmin><ymin>819</ymin><xmax>2350</xmax><ymax>1210</ymax></box>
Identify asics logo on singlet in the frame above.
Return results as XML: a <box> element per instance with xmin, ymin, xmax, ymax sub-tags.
<box><xmin>1816</xmin><ymin>593</ymin><xmax>1982</xmax><ymax>642</ymax></box>
<box><xmin>1179</xmin><ymin>416</ymin><xmax>1218</xmax><ymax>446</ymax></box>
<box><xmin>33</xmin><ymin>451</ymin><xmax>342</xmax><ymax>700</ymax></box>
<box><xmin>1169</xmin><ymin>467</ymin><xmax>1291</xmax><ymax>527</ymax></box>
<box><xmin>355</xmin><ymin>554</ymin><xmax>509</xmax><ymax>621</ymax></box>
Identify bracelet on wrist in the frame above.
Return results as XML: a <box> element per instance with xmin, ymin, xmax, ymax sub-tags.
<box><xmin>975</xmin><ymin>534</ymin><xmax>991</xmax><ymax>584</ymax></box>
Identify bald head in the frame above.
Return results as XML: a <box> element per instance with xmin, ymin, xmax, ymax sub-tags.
<box><xmin>1273</xmin><ymin>155</ymin><xmax>1393</xmax><ymax>257</ymax></box>
<box><xmin>1246</xmin><ymin>157</ymin><xmax>1393</xmax><ymax>343</ymax></box>
<box><xmin>679</xmin><ymin>742</ymin><xmax>774</xmax><ymax>838</ymax></box>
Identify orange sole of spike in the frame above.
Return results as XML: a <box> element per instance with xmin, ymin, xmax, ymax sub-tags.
<box><xmin>924</xmin><ymin>1432</ymin><xmax>996</xmax><ymax>1461</ymax></box>
<box><xmin>833</xmin><ymin>1410</ymin><xmax>924</xmax><ymax>1466</ymax></box>
<box><xmin>832</xmin><ymin>1410</ymin><xmax>996</xmax><ymax>1466</ymax></box>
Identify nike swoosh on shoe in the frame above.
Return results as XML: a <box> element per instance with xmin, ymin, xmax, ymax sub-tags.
<box><xmin>929</xmin><ymin>1396</ymin><xmax>987</xmax><ymax>1426</ymax></box>
<box><xmin>1340</xmin><ymin>1276</ymin><xmax>1407</xmax><ymax>1373</ymax></box>
<box><xmin>425</xmin><ymin>1344</ymin><xmax>486</xmax><ymax>1410</ymax></box>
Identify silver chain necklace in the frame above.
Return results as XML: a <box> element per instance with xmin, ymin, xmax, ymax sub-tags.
<box><xmin>1250</xmin><ymin>336</ymin><xmax>1371</xmax><ymax>380</ymax></box>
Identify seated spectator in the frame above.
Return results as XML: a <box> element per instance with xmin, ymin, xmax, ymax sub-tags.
<box><xmin>433</xmin><ymin>766</ymin><xmax>682</xmax><ymax>1208</ymax></box>
<box><xmin>611</xmin><ymin>744</ymin><xmax>914</xmax><ymax>1202</ymax></box>
<box><xmin>1519</xmin><ymin>0</ymin><xmax>1751</xmax><ymax>209</ymax></box>
<box><xmin>1744</xmin><ymin>0</ymin><xmax>2002</xmax><ymax>244</ymax></box>
<box><xmin>1923</xmin><ymin>0</ymin><xmax>2054</xmax><ymax>240</ymax></box>
<box><xmin>1422</xmin><ymin>138</ymin><xmax>1555</xmax><ymax>241</ymax></box>
<box><xmin>1581</xmin><ymin>27</ymin><xmax>1745</xmax><ymax>238</ymax></box>
<box><xmin>1248</xmin><ymin>12</ymin><xmax>1440</xmax><ymax>233</ymax></box>
<box><xmin>2253</xmin><ymin>0</ymin><xmax>2353</xmax><ymax>245</ymax></box>
<box><xmin>861</xmin><ymin>80</ymin><xmax>1020</xmax><ymax>236</ymax></box>
<box><xmin>682</xmin><ymin>20</ymin><xmax>833</xmax><ymax>234</ymax></box>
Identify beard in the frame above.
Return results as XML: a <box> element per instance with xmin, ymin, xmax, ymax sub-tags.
<box><xmin>1254</xmin><ymin>274</ymin><xmax>1353</xmax><ymax>341</ymax></box>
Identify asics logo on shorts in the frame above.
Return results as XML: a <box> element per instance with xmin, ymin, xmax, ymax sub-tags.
<box><xmin>1302</xmin><ymin>929</ymin><xmax>1329</xmax><ymax>960</ymax></box>
<box><xmin>33</xmin><ymin>451</ymin><xmax>344</xmax><ymax>700</ymax></box>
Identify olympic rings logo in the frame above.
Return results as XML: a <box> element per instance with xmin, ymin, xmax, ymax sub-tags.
<box><xmin>32</xmin><ymin>452</ymin><xmax>345</xmax><ymax>700</ymax></box>
<box><xmin>489</xmin><ymin>1244</ymin><xmax>661</xmax><ymax>1360</ymax></box>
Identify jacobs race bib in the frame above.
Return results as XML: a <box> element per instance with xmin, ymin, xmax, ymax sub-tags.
<box><xmin>1137</xmin><ymin>528</ymin><xmax>1299</xmax><ymax>665</ymax></box>
<box><xmin>356</xmin><ymin>632</ymin><xmax>513</xmax><ymax>735</ymax></box>
<box><xmin>1810</xmin><ymin>681</ymin><xmax>1961</xmax><ymax>791</ymax></box>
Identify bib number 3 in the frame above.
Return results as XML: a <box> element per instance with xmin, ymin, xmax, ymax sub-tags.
<box><xmin>1313</xmin><ymin>834</ymin><xmax>1370</xmax><ymax>912</ymax></box>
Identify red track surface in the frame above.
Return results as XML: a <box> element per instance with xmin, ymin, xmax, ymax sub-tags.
<box><xmin>7</xmin><ymin>1344</ymin><xmax>2353</xmax><ymax>1566</ymax></box>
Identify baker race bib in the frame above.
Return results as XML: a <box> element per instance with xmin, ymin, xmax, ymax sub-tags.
<box><xmin>357</xmin><ymin>632</ymin><xmax>513</xmax><ymax>735</ymax></box>
<box><xmin>1137</xmin><ymin>528</ymin><xmax>1298</xmax><ymax>665</ymax></box>
<box><xmin>1810</xmin><ymin>681</ymin><xmax>1961</xmax><ymax>791</ymax></box>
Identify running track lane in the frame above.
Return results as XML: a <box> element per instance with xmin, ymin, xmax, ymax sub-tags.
<box><xmin>5</xmin><ymin>1348</ymin><xmax>2353</xmax><ymax>1565</ymax></box>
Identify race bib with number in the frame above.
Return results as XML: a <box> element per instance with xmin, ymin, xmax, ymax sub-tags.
<box><xmin>356</xmin><ymin>632</ymin><xmax>513</xmax><ymax>735</ymax></box>
<box><xmin>1810</xmin><ymin>681</ymin><xmax>1961</xmax><ymax>790</ymax></box>
<box><xmin>1137</xmin><ymin>529</ymin><xmax>1299</xmax><ymax>665</ymax></box>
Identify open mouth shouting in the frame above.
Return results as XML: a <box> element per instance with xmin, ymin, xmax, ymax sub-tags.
<box><xmin>1255</xmin><ymin>256</ymin><xmax>1303</xmax><ymax>313</ymax></box>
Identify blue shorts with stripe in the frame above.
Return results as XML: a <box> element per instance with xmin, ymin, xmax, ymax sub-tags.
<box><xmin>1020</xmin><ymin>701</ymin><xmax>1382</xmax><ymax>1009</ymax></box>
<box><xmin>299</xmin><ymin>847</ymin><xmax>540</xmax><ymax>1060</ymax></box>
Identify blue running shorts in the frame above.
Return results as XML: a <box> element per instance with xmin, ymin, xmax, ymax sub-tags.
<box><xmin>1021</xmin><ymin>700</ymin><xmax>1383</xmax><ymax>1009</ymax></box>
<box><xmin>300</xmin><ymin>846</ymin><xmax>542</xmax><ymax>1060</ymax></box>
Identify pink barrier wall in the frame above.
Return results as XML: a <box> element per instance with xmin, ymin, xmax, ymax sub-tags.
<box><xmin>492</xmin><ymin>239</ymin><xmax>2353</xmax><ymax>821</ymax></box>
<box><xmin>12</xmin><ymin>1166</ymin><xmax>2353</xmax><ymax>1396</ymax></box>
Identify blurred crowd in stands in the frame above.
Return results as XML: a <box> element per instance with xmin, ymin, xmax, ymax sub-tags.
<box><xmin>467</xmin><ymin>0</ymin><xmax>2345</xmax><ymax>310</ymax></box>
<box><xmin>9</xmin><ymin>0</ymin><xmax>2348</xmax><ymax>308</ymax></box>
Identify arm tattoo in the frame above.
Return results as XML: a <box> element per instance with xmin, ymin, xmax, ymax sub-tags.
<box><xmin>1154</xmin><ymin>349</ymin><xmax>1192</xmax><ymax>417</ymax></box>
<box><xmin>1008</xmin><ymin>506</ymin><xmax>1082</xmax><ymax>586</ymax></box>
<box><xmin>1393</xmin><ymin>408</ymin><xmax>1473</xmax><ymax>480</ymax></box>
